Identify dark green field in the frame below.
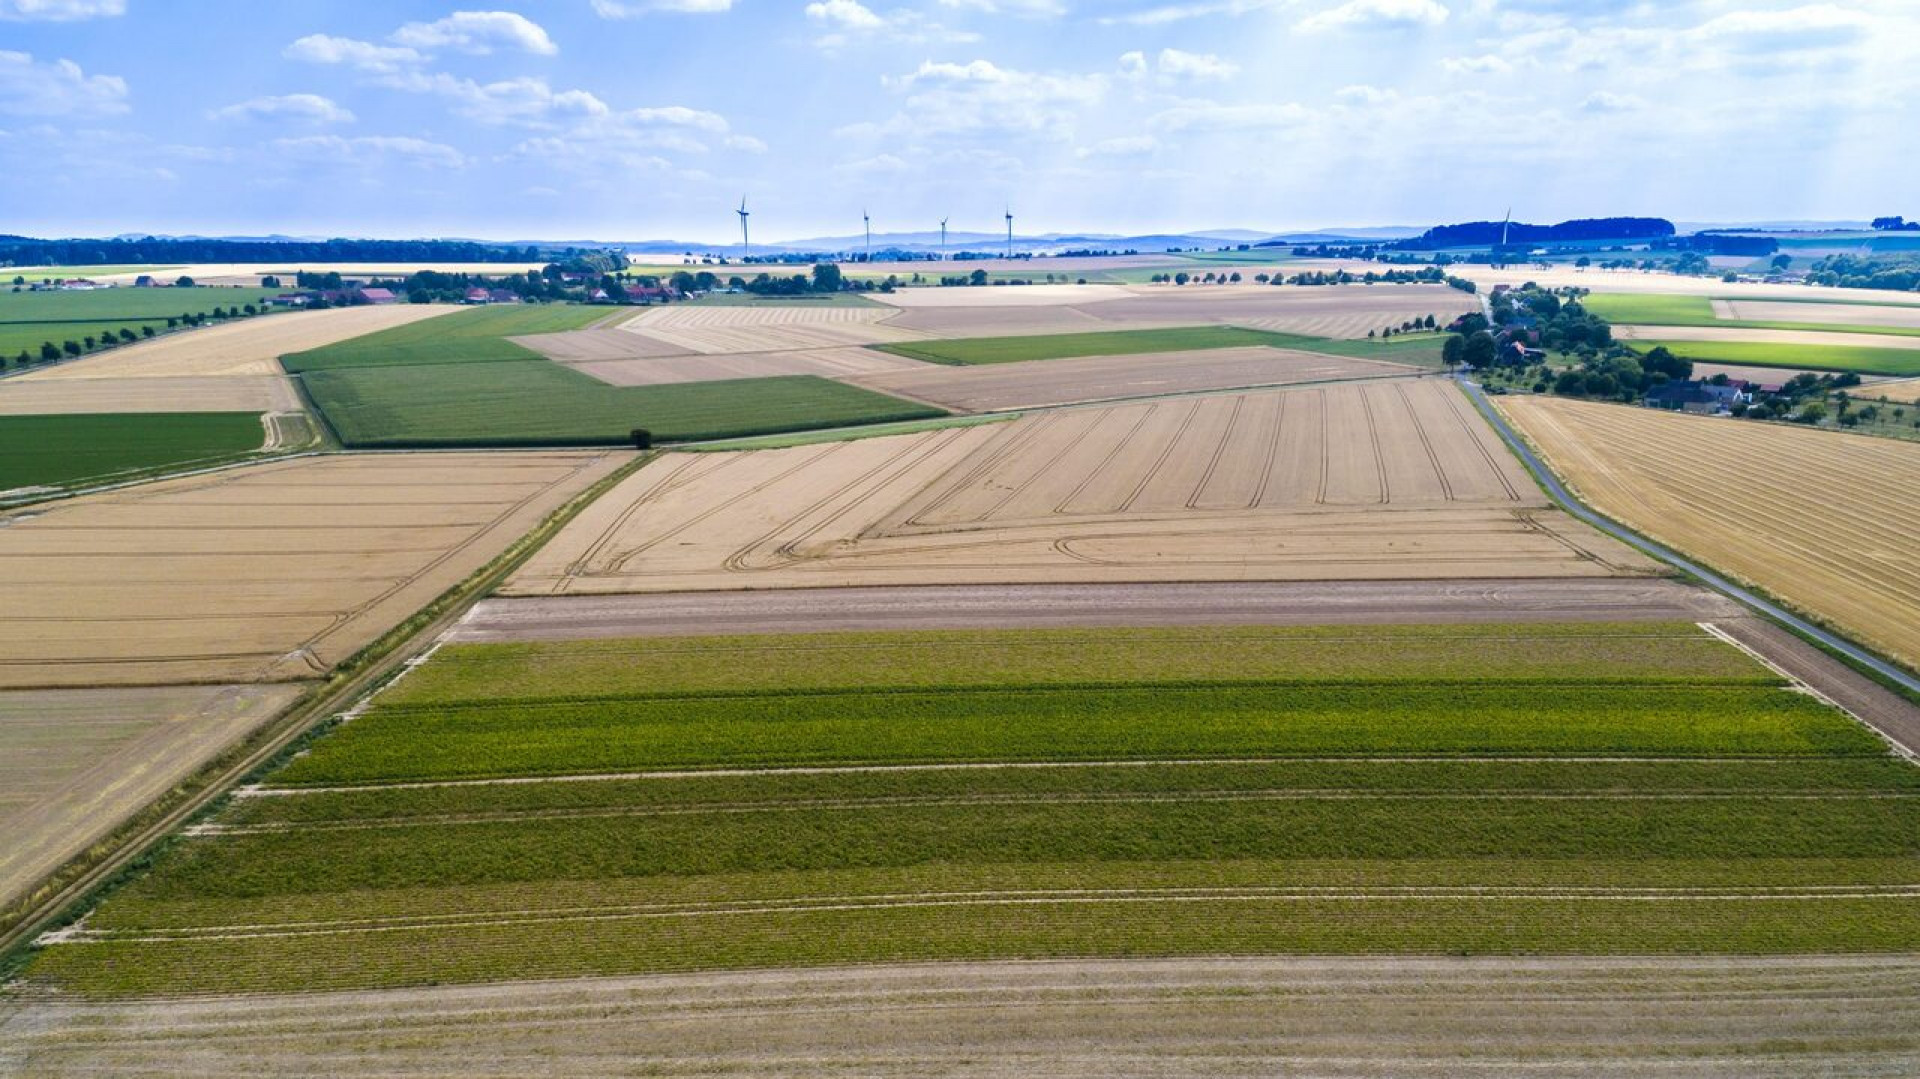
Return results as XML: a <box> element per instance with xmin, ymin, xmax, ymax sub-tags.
<box><xmin>27</xmin><ymin>621</ymin><xmax>1920</xmax><ymax>997</ymax></box>
<box><xmin>871</xmin><ymin>326</ymin><xmax>1445</xmax><ymax>366</ymax></box>
<box><xmin>0</xmin><ymin>412</ymin><xmax>264</xmax><ymax>493</ymax></box>
<box><xmin>0</xmin><ymin>286</ymin><xmax>279</xmax><ymax>362</ymax></box>
<box><xmin>289</xmin><ymin>304</ymin><xmax>942</xmax><ymax>447</ymax></box>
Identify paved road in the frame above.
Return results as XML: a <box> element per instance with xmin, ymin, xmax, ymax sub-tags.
<box><xmin>1460</xmin><ymin>379</ymin><xmax>1920</xmax><ymax>698</ymax></box>
<box><xmin>451</xmin><ymin>579</ymin><xmax>1742</xmax><ymax>642</ymax></box>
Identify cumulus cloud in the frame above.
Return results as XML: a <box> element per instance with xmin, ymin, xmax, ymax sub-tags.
<box><xmin>1077</xmin><ymin>134</ymin><xmax>1157</xmax><ymax>158</ymax></box>
<box><xmin>0</xmin><ymin>50</ymin><xmax>127</xmax><ymax>115</ymax></box>
<box><xmin>0</xmin><ymin>0</ymin><xmax>121</xmax><ymax>19</ymax></box>
<box><xmin>877</xmin><ymin>59</ymin><xmax>1106</xmax><ymax>140</ymax></box>
<box><xmin>210</xmin><ymin>93</ymin><xmax>355</xmax><ymax>124</ymax></box>
<box><xmin>285</xmin><ymin>34</ymin><xmax>423</xmax><ymax>73</ymax></box>
<box><xmin>591</xmin><ymin>0</ymin><xmax>732</xmax><ymax>14</ymax></box>
<box><xmin>804</xmin><ymin>0</ymin><xmax>975</xmax><ymax>47</ymax></box>
<box><xmin>271</xmin><ymin>134</ymin><xmax>467</xmax><ymax>169</ymax></box>
<box><xmin>1149</xmin><ymin>100</ymin><xmax>1314</xmax><ymax>132</ymax></box>
<box><xmin>1297</xmin><ymin>0</ymin><xmax>1448</xmax><ymax>33</ymax></box>
<box><xmin>1335</xmin><ymin>83</ymin><xmax>1398</xmax><ymax>104</ymax></box>
<box><xmin>1101</xmin><ymin>0</ymin><xmax>1284</xmax><ymax>27</ymax></box>
<box><xmin>391</xmin><ymin>11</ymin><xmax>559</xmax><ymax>55</ymax></box>
<box><xmin>1442</xmin><ymin>53</ymin><xmax>1512</xmax><ymax>74</ymax></box>
<box><xmin>1155</xmin><ymin>48</ymin><xmax>1240</xmax><ymax>80</ymax></box>
<box><xmin>1688</xmin><ymin>4</ymin><xmax>1870</xmax><ymax>53</ymax></box>
<box><xmin>937</xmin><ymin>0</ymin><xmax>1064</xmax><ymax>15</ymax></box>
<box><xmin>1580</xmin><ymin>90</ymin><xmax>1645</xmax><ymax>112</ymax></box>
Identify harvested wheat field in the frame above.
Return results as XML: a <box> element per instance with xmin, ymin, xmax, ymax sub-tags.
<box><xmin>1499</xmin><ymin>395</ymin><xmax>1920</xmax><ymax>669</ymax></box>
<box><xmin>873</xmin><ymin>283</ymin><xmax>1476</xmax><ymax>341</ymax></box>
<box><xmin>9</xmin><ymin>956</ymin><xmax>1917</xmax><ymax>1078</ymax></box>
<box><xmin>0</xmin><ymin>683</ymin><xmax>304</xmax><ymax>913</ymax></box>
<box><xmin>0</xmin><ymin>450</ymin><xmax>629</xmax><ymax>688</ymax></box>
<box><xmin>13</xmin><ymin>305</ymin><xmax>459</xmax><ymax>381</ymax></box>
<box><xmin>849</xmin><ymin>348</ymin><xmax>1417</xmax><ymax>412</ymax></box>
<box><xmin>508</xmin><ymin>381</ymin><xmax>1653</xmax><ymax>595</ymax></box>
<box><xmin>1864</xmin><ymin>377</ymin><xmax>1920</xmax><ymax>403</ymax></box>
<box><xmin>1615</xmin><ymin>324</ymin><xmax>1920</xmax><ymax>351</ymax></box>
<box><xmin>617</xmin><ymin>304</ymin><xmax>931</xmax><ymax>354</ymax></box>
<box><xmin>1715</xmin><ymin>298</ymin><xmax>1920</xmax><ymax>329</ymax></box>
<box><xmin>0</xmin><ymin>375</ymin><xmax>299</xmax><ymax>415</ymax></box>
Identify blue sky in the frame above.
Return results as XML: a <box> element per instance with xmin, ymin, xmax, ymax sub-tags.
<box><xmin>1</xmin><ymin>0</ymin><xmax>1914</xmax><ymax>241</ymax></box>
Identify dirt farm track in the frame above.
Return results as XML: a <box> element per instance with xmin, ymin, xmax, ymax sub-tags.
<box><xmin>507</xmin><ymin>381</ymin><xmax>1656</xmax><ymax>595</ymax></box>
<box><xmin>1498</xmin><ymin>395</ymin><xmax>1920</xmax><ymax>671</ymax></box>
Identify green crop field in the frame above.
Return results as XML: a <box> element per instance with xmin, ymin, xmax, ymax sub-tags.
<box><xmin>1585</xmin><ymin>293</ymin><xmax>1920</xmax><ymax>338</ymax></box>
<box><xmin>287</xmin><ymin>304</ymin><xmax>942</xmax><ymax>447</ymax></box>
<box><xmin>303</xmin><ymin>364</ymin><xmax>941</xmax><ymax>447</ymax></box>
<box><xmin>0</xmin><ymin>286</ymin><xmax>281</xmax><ymax>364</ymax></box>
<box><xmin>871</xmin><ymin>325</ymin><xmax>1444</xmax><ymax>366</ymax></box>
<box><xmin>281</xmin><ymin>304</ymin><xmax>602</xmax><ymax>372</ymax></box>
<box><xmin>24</xmin><ymin>621</ymin><xmax>1920</xmax><ymax>998</ymax></box>
<box><xmin>1628</xmin><ymin>338</ymin><xmax>1920</xmax><ymax>377</ymax></box>
<box><xmin>0</xmin><ymin>412</ymin><xmax>264</xmax><ymax>494</ymax></box>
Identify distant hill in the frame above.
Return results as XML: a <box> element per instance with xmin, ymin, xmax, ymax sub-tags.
<box><xmin>1403</xmin><ymin>218</ymin><xmax>1675</xmax><ymax>249</ymax></box>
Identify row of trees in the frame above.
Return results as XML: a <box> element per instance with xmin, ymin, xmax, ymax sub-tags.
<box><xmin>1804</xmin><ymin>254</ymin><xmax>1920</xmax><ymax>293</ymax></box>
<box><xmin>0</xmin><ymin>237</ymin><xmax>565</xmax><ymax>268</ymax></box>
<box><xmin>3</xmin><ymin>303</ymin><xmax>267</xmax><ymax>370</ymax></box>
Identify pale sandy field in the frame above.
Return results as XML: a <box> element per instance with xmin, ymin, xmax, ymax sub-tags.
<box><xmin>869</xmin><ymin>283</ymin><xmax>1135</xmax><ymax>307</ymax></box>
<box><xmin>0</xmin><ymin>375</ymin><xmax>300</xmax><ymax>414</ymax></box>
<box><xmin>1716</xmin><ymin>298</ymin><xmax>1920</xmax><ymax>328</ymax></box>
<box><xmin>8</xmin><ymin>956</ymin><xmax>1914</xmax><ymax>1078</ymax></box>
<box><xmin>0</xmin><ymin>450</ymin><xmax>630</xmax><ymax>688</ymax></box>
<box><xmin>848</xmin><ymin>348</ymin><xmax>1417</xmax><ymax>412</ymax></box>
<box><xmin>1863</xmin><ymin>377</ymin><xmax>1920</xmax><ymax>403</ymax></box>
<box><xmin>1498</xmin><ymin>395</ymin><xmax>1920</xmax><ymax>669</ymax></box>
<box><xmin>1451</xmin><ymin>264</ymin><xmax>1920</xmax><ymax>306</ymax></box>
<box><xmin>0</xmin><ymin>683</ymin><xmax>304</xmax><ymax>914</ymax></box>
<box><xmin>12</xmin><ymin>305</ymin><xmax>459</xmax><ymax>380</ymax></box>
<box><xmin>570</xmin><ymin>346</ymin><xmax>926</xmax><ymax>386</ymax></box>
<box><xmin>618</xmin><ymin>304</ymin><xmax>931</xmax><ymax>354</ymax></box>
<box><xmin>1615</xmin><ymin>324</ymin><xmax>1920</xmax><ymax>351</ymax></box>
<box><xmin>507</xmin><ymin>380</ymin><xmax>1653</xmax><ymax>596</ymax></box>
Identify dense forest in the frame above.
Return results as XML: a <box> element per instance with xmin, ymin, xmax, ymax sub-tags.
<box><xmin>1402</xmin><ymin>218</ymin><xmax>1676</xmax><ymax>249</ymax></box>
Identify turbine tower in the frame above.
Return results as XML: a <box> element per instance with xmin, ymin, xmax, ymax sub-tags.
<box><xmin>863</xmin><ymin>208</ymin><xmax>871</xmax><ymax>262</ymax></box>
<box><xmin>1500</xmin><ymin>207</ymin><xmax>1511</xmax><ymax>247</ymax></box>
<box><xmin>737</xmin><ymin>197</ymin><xmax>751</xmax><ymax>259</ymax></box>
<box><xmin>939</xmin><ymin>217</ymin><xmax>948</xmax><ymax>260</ymax></box>
<box><xmin>1004</xmin><ymin>207</ymin><xmax>1014</xmax><ymax>260</ymax></box>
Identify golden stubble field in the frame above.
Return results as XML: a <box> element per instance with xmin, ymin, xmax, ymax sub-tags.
<box><xmin>508</xmin><ymin>380</ymin><xmax>1655</xmax><ymax>596</ymax></box>
<box><xmin>0</xmin><ymin>450</ymin><xmax>630</xmax><ymax>688</ymax></box>
<box><xmin>1498</xmin><ymin>395</ymin><xmax>1920</xmax><ymax>669</ymax></box>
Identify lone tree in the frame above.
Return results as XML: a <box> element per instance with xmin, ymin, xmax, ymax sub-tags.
<box><xmin>631</xmin><ymin>428</ymin><xmax>652</xmax><ymax>450</ymax></box>
<box><xmin>1442</xmin><ymin>334</ymin><xmax>1465</xmax><ymax>371</ymax></box>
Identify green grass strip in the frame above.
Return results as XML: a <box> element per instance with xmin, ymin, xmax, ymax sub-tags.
<box><xmin>871</xmin><ymin>325</ymin><xmax>1442</xmax><ymax>366</ymax></box>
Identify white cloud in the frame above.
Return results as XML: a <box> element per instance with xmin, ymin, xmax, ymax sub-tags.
<box><xmin>384</xmin><ymin>72</ymin><xmax>610</xmax><ymax>125</ymax></box>
<box><xmin>1442</xmin><ymin>53</ymin><xmax>1512</xmax><ymax>74</ymax></box>
<box><xmin>937</xmin><ymin>0</ymin><xmax>1064</xmax><ymax>14</ymax></box>
<box><xmin>285</xmin><ymin>34</ymin><xmax>423</xmax><ymax>73</ymax></box>
<box><xmin>392</xmin><ymin>11</ymin><xmax>559</xmax><ymax>55</ymax></box>
<box><xmin>725</xmin><ymin>133</ymin><xmax>768</xmax><ymax>152</ymax></box>
<box><xmin>1689</xmin><ymin>4</ymin><xmax>1870</xmax><ymax>53</ymax></box>
<box><xmin>591</xmin><ymin>0</ymin><xmax>732</xmax><ymax>14</ymax></box>
<box><xmin>1077</xmin><ymin>134</ymin><xmax>1157</xmax><ymax>158</ymax></box>
<box><xmin>804</xmin><ymin>0</ymin><xmax>976</xmax><ymax>46</ymax></box>
<box><xmin>1297</xmin><ymin>0</ymin><xmax>1448</xmax><ymax>33</ymax></box>
<box><xmin>1101</xmin><ymin>0</ymin><xmax>1283</xmax><ymax>27</ymax></box>
<box><xmin>879</xmin><ymin>59</ymin><xmax>1106</xmax><ymax>139</ymax></box>
<box><xmin>1579</xmin><ymin>90</ymin><xmax>1645</xmax><ymax>113</ymax></box>
<box><xmin>1156</xmin><ymin>48</ymin><xmax>1239</xmax><ymax>80</ymax></box>
<box><xmin>0</xmin><ymin>0</ymin><xmax>121</xmax><ymax>19</ymax></box>
<box><xmin>271</xmin><ymin>134</ymin><xmax>467</xmax><ymax>169</ymax></box>
<box><xmin>1335</xmin><ymin>83</ymin><xmax>1398</xmax><ymax>104</ymax></box>
<box><xmin>1149</xmin><ymin>100</ymin><xmax>1314</xmax><ymax>132</ymax></box>
<box><xmin>211</xmin><ymin>93</ymin><xmax>355</xmax><ymax>125</ymax></box>
<box><xmin>0</xmin><ymin>51</ymin><xmax>127</xmax><ymax>116</ymax></box>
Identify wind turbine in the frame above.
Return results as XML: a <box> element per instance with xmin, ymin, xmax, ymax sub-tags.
<box><xmin>939</xmin><ymin>217</ymin><xmax>948</xmax><ymax>260</ymax></box>
<box><xmin>1004</xmin><ymin>207</ymin><xmax>1014</xmax><ymax>260</ymax></box>
<box><xmin>1500</xmin><ymin>207</ymin><xmax>1511</xmax><ymax>247</ymax></box>
<box><xmin>737</xmin><ymin>197</ymin><xmax>751</xmax><ymax>260</ymax></box>
<box><xmin>863</xmin><ymin>208</ymin><xmax>871</xmax><ymax>262</ymax></box>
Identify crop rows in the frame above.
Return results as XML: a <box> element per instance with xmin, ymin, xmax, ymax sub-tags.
<box><xmin>23</xmin><ymin>622</ymin><xmax>1920</xmax><ymax>997</ymax></box>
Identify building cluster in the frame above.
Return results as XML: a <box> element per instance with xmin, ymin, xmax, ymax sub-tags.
<box><xmin>268</xmin><ymin>285</ymin><xmax>399</xmax><ymax>308</ymax></box>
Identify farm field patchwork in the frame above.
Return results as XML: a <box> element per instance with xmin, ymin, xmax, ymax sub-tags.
<box><xmin>0</xmin><ymin>412</ymin><xmax>266</xmax><ymax>495</ymax></box>
<box><xmin>284</xmin><ymin>304</ymin><xmax>943</xmax><ymax>446</ymax></box>
<box><xmin>0</xmin><ymin>683</ymin><xmax>305</xmax><ymax>918</ymax></box>
<box><xmin>0</xmin><ymin>450</ymin><xmax>630</xmax><ymax>688</ymax></box>
<box><xmin>0</xmin><ymin>288</ymin><xmax>281</xmax><ymax>362</ymax></box>
<box><xmin>1585</xmin><ymin>293</ymin><xmax>1920</xmax><ymax>337</ymax></box>
<box><xmin>616</xmin><ymin>303</ymin><xmax>930</xmax><ymax>354</ymax></box>
<box><xmin>869</xmin><ymin>325</ymin><xmax>1445</xmax><ymax>366</ymax></box>
<box><xmin>506</xmin><ymin>380</ymin><xmax>1656</xmax><ymax>595</ymax></box>
<box><xmin>21</xmin><ymin>621</ymin><xmax>1920</xmax><ymax>998</ymax></box>
<box><xmin>1497</xmin><ymin>394</ymin><xmax>1920</xmax><ymax>670</ymax></box>
<box><xmin>1622</xmin><ymin>336</ymin><xmax>1920</xmax><ymax>376</ymax></box>
<box><xmin>9</xmin><ymin>303</ymin><xmax>460</xmax><ymax>380</ymax></box>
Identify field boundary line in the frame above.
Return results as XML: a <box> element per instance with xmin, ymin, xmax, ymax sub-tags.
<box><xmin>1701</xmin><ymin>622</ymin><xmax>1919</xmax><ymax>766</ymax></box>
<box><xmin>1463</xmin><ymin>379</ymin><xmax>1920</xmax><ymax>712</ymax></box>
<box><xmin>0</xmin><ymin>451</ymin><xmax>654</xmax><ymax>967</ymax></box>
